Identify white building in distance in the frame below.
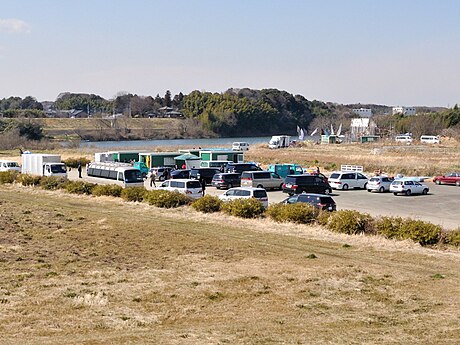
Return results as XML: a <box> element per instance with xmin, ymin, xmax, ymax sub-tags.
<box><xmin>352</xmin><ymin>108</ymin><xmax>373</xmax><ymax>118</ymax></box>
<box><xmin>392</xmin><ymin>106</ymin><xmax>416</xmax><ymax>116</ymax></box>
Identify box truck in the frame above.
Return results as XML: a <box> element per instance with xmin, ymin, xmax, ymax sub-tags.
<box><xmin>21</xmin><ymin>154</ymin><xmax>67</xmax><ymax>177</ymax></box>
<box><xmin>269</xmin><ymin>135</ymin><xmax>291</xmax><ymax>149</ymax></box>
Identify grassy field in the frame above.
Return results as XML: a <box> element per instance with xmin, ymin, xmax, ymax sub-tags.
<box><xmin>1</xmin><ymin>185</ymin><xmax>459</xmax><ymax>344</ymax></box>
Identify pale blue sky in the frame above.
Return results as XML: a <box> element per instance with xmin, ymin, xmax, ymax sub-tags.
<box><xmin>1</xmin><ymin>0</ymin><xmax>459</xmax><ymax>106</ymax></box>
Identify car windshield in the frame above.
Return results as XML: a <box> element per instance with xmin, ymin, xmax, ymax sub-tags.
<box><xmin>7</xmin><ymin>162</ymin><xmax>19</xmax><ymax>167</ymax></box>
<box><xmin>187</xmin><ymin>181</ymin><xmax>201</xmax><ymax>188</ymax></box>
<box><xmin>124</xmin><ymin>169</ymin><xmax>143</xmax><ymax>182</ymax></box>
<box><xmin>330</xmin><ymin>173</ymin><xmax>340</xmax><ymax>179</ymax></box>
<box><xmin>370</xmin><ymin>177</ymin><xmax>380</xmax><ymax>182</ymax></box>
<box><xmin>50</xmin><ymin>164</ymin><xmax>66</xmax><ymax>173</ymax></box>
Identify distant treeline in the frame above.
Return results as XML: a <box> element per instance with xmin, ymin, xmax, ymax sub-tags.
<box><xmin>1</xmin><ymin>89</ymin><xmax>459</xmax><ymax>138</ymax></box>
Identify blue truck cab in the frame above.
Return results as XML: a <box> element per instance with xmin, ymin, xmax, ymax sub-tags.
<box><xmin>268</xmin><ymin>164</ymin><xmax>303</xmax><ymax>178</ymax></box>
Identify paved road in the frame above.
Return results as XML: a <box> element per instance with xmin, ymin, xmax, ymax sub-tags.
<box><xmin>69</xmin><ymin>169</ymin><xmax>459</xmax><ymax>230</ymax></box>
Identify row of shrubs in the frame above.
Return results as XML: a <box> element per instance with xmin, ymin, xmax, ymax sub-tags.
<box><xmin>1</xmin><ymin>170</ymin><xmax>459</xmax><ymax>247</ymax></box>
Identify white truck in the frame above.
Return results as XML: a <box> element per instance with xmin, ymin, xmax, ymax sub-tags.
<box><xmin>269</xmin><ymin>135</ymin><xmax>291</xmax><ymax>149</ymax></box>
<box><xmin>21</xmin><ymin>154</ymin><xmax>67</xmax><ymax>177</ymax></box>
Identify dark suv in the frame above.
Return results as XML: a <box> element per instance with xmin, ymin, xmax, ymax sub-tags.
<box><xmin>282</xmin><ymin>193</ymin><xmax>336</xmax><ymax>211</ymax></box>
<box><xmin>282</xmin><ymin>174</ymin><xmax>332</xmax><ymax>195</ymax></box>
<box><xmin>226</xmin><ymin>162</ymin><xmax>262</xmax><ymax>174</ymax></box>
<box><xmin>190</xmin><ymin>168</ymin><xmax>220</xmax><ymax>185</ymax></box>
<box><xmin>170</xmin><ymin>169</ymin><xmax>190</xmax><ymax>179</ymax></box>
<box><xmin>211</xmin><ymin>173</ymin><xmax>241</xmax><ymax>189</ymax></box>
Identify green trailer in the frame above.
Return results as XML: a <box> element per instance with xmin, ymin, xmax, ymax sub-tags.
<box><xmin>139</xmin><ymin>152</ymin><xmax>182</xmax><ymax>168</ymax></box>
<box><xmin>198</xmin><ymin>148</ymin><xmax>244</xmax><ymax>163</ymax></box>
<box><xmin>109</xmin><ymin>150</ymin><xmax>145</xmax><ymax>163</ymax></box>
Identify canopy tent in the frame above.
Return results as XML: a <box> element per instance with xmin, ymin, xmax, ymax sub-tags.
<box><xmin>174</xmin><ymin>153</ymin><xmax>200</xmax><ymax>161</ymax></box>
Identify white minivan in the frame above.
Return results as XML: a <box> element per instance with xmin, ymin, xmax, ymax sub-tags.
<box><xmin>232</xmin><ymin>142</ymin><xmax>250</xmax><ymax>151</ymax></box>
<box><xmin>0</xmin><ymin>160</ymin><xmax>21</xmax><ymax>172</ymax></box>
<box><xmin>157</xmin><ymin>179</ymin><xmax>203</xmax><ymax>199</ymax></box>
<box><xmin>328</xmin><ymin>171</ymin><xmax>369</xmax><ymax>190</ymax></box>
<box><xmin>420</xmin><ymin>135</ymin><xmax>440</xmax><ymax>144</ymax></box>
<box><xmin>219</xmin><ymin>187</ymin><xmax>269</xmax><ymax>208</ymax></box>
<box><xmin>395</xmin><ymin>135</ymin><xmax>413</xmax><ymax>144</ymax></box>
<box><xmin>240</xmin><ymin>171</ymin><xmax>284</xmax><ymax>190</ymax></box>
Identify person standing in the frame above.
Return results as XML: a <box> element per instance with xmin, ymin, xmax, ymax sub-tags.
<box><xmin>77</xmin><ymin>163</ymin><xmax>82</xmax><ymax>178</ymax></box>
<box><xmin>149</xmin><ymin>171</ymin><xmax>156</xmax><ymax>188</ymax></box>
<box><xmin>200</xmin><ymin>178</ymin><xmax>206</xmax><ymax>196</ymax></box>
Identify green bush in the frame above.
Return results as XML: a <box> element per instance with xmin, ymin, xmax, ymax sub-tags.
<box><xmin>266</xmin><ymin>203</ymin><xmax>318</xmax><ymax>224</ymax></box>
<box><xmin>121</xmin><ymin>186</ymin><xmax>147</xmax><ymax>202</ymax></box>
<box><xmin>16</xmin><ymin>174</ymin><xmax>42</xmax><ymax>186</ymax></box>
<box><xmin>62</xmin><ymin>157</ymin><xmax>91</xmax><ymax>168</ymax></box>
<box><xmin>92</xmin><ymin>184</ymin><xmax>123</xmax><ymax>197</ymax></box>
<box><xmin>374</xmin><ymin>216</ymin><xmax>404</xmax><ymax>239</ymax></box>
<box><xmin>326</xmin><ymin>210</ymin><xmax>374</xmax><ymax>235</ymax></box>
<box><xmin>316</xmin><ymin>210</ymin><xmax>332</xmax><ymax>226</ymax></box>
<box><xmin>221</xmin><ymin>198</ymin><xmax>265</xmax><ymax>218</ymax></box>
<box><xmin>39</xmin><ymin>176</ymin><xmax>69</xmax><ymax>190</ymax></box>
<box><xmin>144</xmin><ymin>190</ymin><xmax>192</xmax><ymax>208</ymax></box>
<box><xmin>65</xmin><ymin>180</ymin><xmax>96</xmax><ymax>195</ymax></box>
<box><xmin>444</xmin><ymin>228</ymin><xmax>460</xmax><ymax>247</ymax></box>
<box><xmin>399</xmin><ymin>219</ymin><xmax>441</xmax><ymax>246</ymax></box>
<box><xmin>0</xmin><ymin>171</ymin><xmax>18</xmax><ymax>184</ymax></box>
<box><xmin>191</xmin><ymin>195</ymin><xmax>222</xmax><ymax>213</ymax></box>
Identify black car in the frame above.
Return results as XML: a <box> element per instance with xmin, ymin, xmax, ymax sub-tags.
<box><xmin>211</xmin><ymin>173</ymin><xmax>241</xmax><ymax>189</ymax></box>
<box><xmin>189</xmin><ymin>168</ymin><xmax>220</xmax><ymax>185</ymax></box>
<box><xmin>281</xmin><ymin>193</ymin><xmax>337</xmax><ymax>211</ymax></box>
<box><xmin>170</xmin><ymin>169</ymin><xmax>191</xmax><ymax>179</ymax></box>
<box><xmin>282</xmin><ymin>174</ymin><xmax>332</xmax><ymax>195</ymax></box>
<box><xmin>225</xmin><ymin>162</ymin><xmax>262</xmax><ymax>174</ymax></box>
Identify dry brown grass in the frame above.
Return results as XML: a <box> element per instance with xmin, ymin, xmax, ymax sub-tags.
<box><xmin>1</xmin><ymin>185</ymin><xmax>459</xmax><ymax>344</ymax></box>
<box><xmin>246</xmin><ymin>141</ymin><xmax>460</xmax><ymax>176</ymax></box>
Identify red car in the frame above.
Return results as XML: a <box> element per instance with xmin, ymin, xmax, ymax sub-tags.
<box><xmin>433</xmin><ymin>172</ymin><xmax>460</xmax><ymax>186</ymax></box>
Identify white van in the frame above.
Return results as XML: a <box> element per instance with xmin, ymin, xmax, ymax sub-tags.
<box><xmin>240</xmin><ymin>171</ymin><xmax>284</xmax><ymax>190</ymax></box>
<box><xmin>395</xmin><ymin>135</ymin><xmax>413</xmax><ymax>144</ymax></box>
<box><xmin>328</xmin><ymin>171</ymin><xmax>369</xmax><ymax>190</ymax></box>
<box><xmin>157</xmin><ymin>179</ymin><xmax>203</xmax><ymax>199</ymax></box>
<box><xmin>232</xmin><ymin>142</ymin><xmax>250</xmax><ymax>151</ymax></box>
<box><xmin>420</xmin><ymin>135</ymin><xmax>440</xmax><ymax>144</ymax></box>
<box><xmin>219</xmin><ymin>187</ymin><xmax>268</xmax><ymax>208</ymax></box>
<box><xmin>0</xmin><ymin>160</ymin><xmax>21</xmax><ymax>172</ymax></box>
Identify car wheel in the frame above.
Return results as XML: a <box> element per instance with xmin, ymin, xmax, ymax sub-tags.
<box><xmin>257</xmin><ymin>184</ymin><xmax>263</xmax><ymax>189</ymax></box>
<box><xmin>393</xmin><ymin>192</ymin><xmax>398</xmax><ymax>196</ymax></box>
<box><xmin>227</xmin><ymin>183</ymin><xmax>233</xmax><ymax>189</ymax></box>
<box><xmin>435</xmin><ymin>180</ymin><xmax>441</xmax><ymax>185</ymax></box>
<box><xmin>324</xmin><ymin>188</ymin><xmax>331</xmax><ymax>195</ymax></box>
<box><xmin>367</xmin><ymin>189</ymin><xmax>371</xmax><ymax>192</ymax></box>
<box><xmin>363</xmin><ymin>183</ymin><xmax>368</xmax><ymax>190</ymax></box>
<box><xmin>379</xmin><ymin>186</ymin><xmax>385</xmax><ymax>193</ymax></box>
<box><xmin>405</xmin><ymin>189</ymin><xmax>411</xmax><ymax>196</ymax></box>
<box><xmin>279</xmin><ymin>183</ymin><xmax>284</xmax><ymax>190</ymax></box>
<box><xmin>422</xmin><ymin>188</ymin><xmax>428</xmax><ymax>195</ymax></box>
<box><xmin>456</xmin><ymin>181</ymin><xmax>460</xmax><ymax>187</ymax></box>
<box><xmin>342</xmin><ymin>184</ymin><xmax>349</xmax><ymax>190</ymax></box>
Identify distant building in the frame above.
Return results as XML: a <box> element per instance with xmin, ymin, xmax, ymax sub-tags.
<box><xmin>352</xmin><ymin>108</ymin><xmax>372</xmax><ymax>118</ymax></box>
<box><xmin>350</xmin><ymin>118</ymin><xmax>377</xmax><ymax>141</ymax></box>
<box><xmin>392</xmin><ymin>106</ymin><xmax>416</xmax><ymax>116</ymax></box>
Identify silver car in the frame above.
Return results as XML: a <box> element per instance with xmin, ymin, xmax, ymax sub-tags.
<box><xmin>367</xmin><ymin>176</ymin><xmax>394</xmax><ymax>193</ymax></box>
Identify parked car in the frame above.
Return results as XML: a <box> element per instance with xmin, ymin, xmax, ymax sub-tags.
<box><xmin>157</xmin><ymin>179</ymin><xmax>203</xmax><ymax>199</ymax></box>
<box><xmin>390</xmin><ymin>180</ymin><xmax>429</xmax><ymax>196</ymax></box>
<box><xmin>281</xmin><ymin>193</ymin><xmax>336</xmax><ymax>211</ymax></box>
<box><xmin>189</xmin><ymin>168</ymin><xmax>220</xmax><ymax>185</ymax></box>
<box><xmin>282</xmin><ymin>174</ymin><xmax>332</xmax><ymax>195</ymax></box>
<box><xmin>150</xmin><ymin>167</ymin><xmax>173</xmax><ymax>181</ymax></box>
<box><xmin>200</xmin><ymin>160</ymin><xmax>231</xmax><ymax>169</ymax></box>
<box><xmin>219</xmin><ymin>187</ymin><xmax>268</xmax><ymax>208</ymax></box>
<box><xmin>395</xmin><ymin>135</ymin><xmax>413</xmax><ymax>144</ymax></box>
<box><xmin>328</xmin><ymin>171</ymin><xmax>368</xmax><ymax>190</ymax></box>
<box><xmin>433</xmin><ymin>172</ymin><xmax>460</xmax><ymax>186</ymax></box>
<box><xmin>226</xmin><ymin>162</ymin><xmax>262</xmax><ymax>174</ymax></box>
<box><xmin>211</xmin><ymin>173</ymin><xmax>241</xmax><ymax>189</ymax></box>
<box><xmin>367</xmin><ymin>176</ymin><xmax>394</xmax><ymax>192</ymax></box>
<box><xmin>240</xmin><ymin>171</ymin><xmax>284</xmax><ymax>190</ymax></box>
<box><xmin>0</xmin><ymin>160</ymin><xmax>21</xmax><ymax>172</ymax></box>
<box><xmin>170</xmin><ymin>169</ymin><xmax>190</xmax><ymax>179</ymax></box>
<box><xmin>232</xmin><ymin>142</ymin><xmax>250</xmax><ymax>151</ymax></box>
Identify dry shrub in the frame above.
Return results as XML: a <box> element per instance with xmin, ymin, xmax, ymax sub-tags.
<box><xmin>0</xmin><ymin>171</ymin><xmax>18</xmax><ymax>184</ymax></box>
<box><xmin>16</xmin><ymin>174</ymin><xmax>42</xmax><ymax>186</ymax></box>
<box><xmin>444</xmin><ymin>228</ymin><xmax>460</xmax><ymax>247</ymax></box>
<box><xmin>62</xmin><ymin>157</ymin><xmax>91</xmax><ymax>168</ymax></box>
<box><xmin>65</xmin><ymin>180</ymin><xmax>96</xmax><ymax>195</ymax></box>
<box><xmin>221</xmin><ymin>198</ymin><xmax>265</xmax><ymax>218</ymax></box>
<box><xmin>39</xmin><ymin>176</ymin><xmax>69</xmax><ymax>190</ymax></box>
<box><xmin>120</xmin><ymin>186</ymin><xmax>147</xmax><ymax>202</ymax></box>
<box><xmin>91</xmin><ymin>184</ymin><xmax>123</xmax><ymax>198</ymax></box>
<box><xmin>374</xmin><ymin>216</ymin><xmax>404</xmax><ymax>239</ymax></box>
<box><xmin>144</xmin><ymin>190</ymin><xmax>192</xmax><ymax>208</ymax></box>
<box><xmin>191</xmin><ymin>195</ymin><xmax>222</xmax><ymax>213</ymax></box>
<box><xmin>325</xmin><ymin>210</ymin><xmax>374</xmax><ymax>235</ymax></box>
<box><xmin>398</xmin><ymin>219</ymin><xmax>442</xmax><ymax>246</ymax></box>
<box><xmin>266</xmin><ymin>203</ymin><xmax>318</xmax><ymax>224</ymax></box>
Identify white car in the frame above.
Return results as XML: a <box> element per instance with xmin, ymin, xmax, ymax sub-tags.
<box><xmin>367</xmin><ymin>176</ymin><xmax>394</xmax><ymax>193</ymax></box>
<box><xmin>157</xmin><ymin>179</ymin><xmax>203</xmax><ymax>199</ymax></box>
<box><xmin>0</xmin><ymin>160</ymin><xmax>21</xmax><ymax>172</ymax></box>
<box><xmin>328</xmin><ymin>171</ymin><xmax>369</xmax><ymax>190</ymax></box>
<box><xmin>232</xmin><ymin>142</ymin><xmax>250</xmax><ymax>151</ymax></box>
<box><xmin>219</xmin><ymin>187</ymin><xmax>268</xmax><ymax>208</ymax></box>
<box><xmin>390</xmin><ymin>180</ymin><xmax>429</xmax><ymax>196</ymax></box>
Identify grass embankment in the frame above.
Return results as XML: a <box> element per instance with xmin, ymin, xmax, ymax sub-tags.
<box><xmin>1</xmin><ymin>185</ymin><xmax>459</xmax><ymax>344</ymax></box>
